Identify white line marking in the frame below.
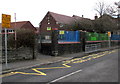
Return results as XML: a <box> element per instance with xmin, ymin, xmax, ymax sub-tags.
<box><xmin>49</xmin><ymin>69</ymin><xmax>82</xmax><ymax>83</ymax></box>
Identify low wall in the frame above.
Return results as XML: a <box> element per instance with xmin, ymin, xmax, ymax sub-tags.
<box><xmin>58</xmin><ymin>43</ymin><xmax>82</xmax><ymax>55</ymax></box>
<box><xmin>39</xmin><ymin>41</ymin><xmax>119</xmax><ymax>56</ymax></box>
<box><xmin>1</xmin><ymin>47</ymin><xmax>33</xmax><ymax>63</ymax></box>
<box><xmin>40</xmin><ymin>43</ymin><xmax>52</xmax><ymax>55</ymax></box>
<box><xmin>40</xmin><ymin>43</ymin><xmax>82</xmax><ymax>56</ymax></box>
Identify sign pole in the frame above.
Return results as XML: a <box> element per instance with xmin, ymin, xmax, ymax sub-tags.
<box><xmin>108</xmin><ymin>37</ymin><xmax>111</xmax><ymax>48</ymax></box>
<box><xmin>108</xmin><ymin>32</ymin><xmax>111</xmax><ymax>48</ymax></box>
<box><xmin>2</xmin><ymin>14</ymin><xmax>11</xmax><ymax>67</ymax></box>
<box><xmin>5</xmin><ymin>28</ymin><xmax>8</xmax><ymax>67</ymax></box>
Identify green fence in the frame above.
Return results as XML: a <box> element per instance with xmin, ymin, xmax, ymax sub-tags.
<box><xmin>86</xmin><ymin>32</ymin><xmax>108</xmax><ymax>41</ymax></box>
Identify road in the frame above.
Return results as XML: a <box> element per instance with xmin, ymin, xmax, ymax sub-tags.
<box><xmin>1</xmin><ymin>49</ymin><xmax>119</xmax><ymax>83</ymax></box>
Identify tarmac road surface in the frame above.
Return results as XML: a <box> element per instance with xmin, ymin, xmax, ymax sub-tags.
<box><xmin>1</xmin><ymin>49</ymin><xmax>118</xmax><ymax>83</ymax></box>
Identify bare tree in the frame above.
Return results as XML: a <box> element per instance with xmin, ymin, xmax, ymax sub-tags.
<box><xmin>115</xmin><ymin>1</ymin><xmax>120</xmax><ymax>15</ymax></box>
<box><xmin>95</xmin><ymin>1</ymin><xmax>117</xmax><ymax>16</ymax></box>
<box><xmin>105</xmin><ymin>5</ymin><xmax>117</xmax><ymax>16</ymax></box>
<box><xmin>94</xmin><ymin>1</ymin><xmax>106</xmax><ymax>16</ymax></box>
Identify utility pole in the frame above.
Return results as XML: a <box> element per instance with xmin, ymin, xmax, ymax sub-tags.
<box><xmin>14</xmin><ymin>13</ymin><xmax>17</xmax><ymax>49</ymax></box>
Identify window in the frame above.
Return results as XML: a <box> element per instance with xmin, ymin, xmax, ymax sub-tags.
<box><xmin>9</xmin><ymin>30</ymin><xmax>12</xmax><ymax>32</ymax></box>
<box><xmin>8</xmin><ymin>30</ymin><xmax>13</xmax><ymax>32</ymax></box>
<box><xmin>45</xmin><ymin>35</ymin><xmax>51</xmax><ymax>40</ymax></box>
<box><xmin>2</xmin><ymin>30</ymin><xmax>5</xmax><ymax>32</ymax></box>
<box><xmin>60</xmin><ymin>24</ymin><xmax>63</xmax><ymax>27</ymax></box>
<box><xmin>47</xmin><ymin>17</ymin><xmax>50</xmax><ymax>20</ymax></box>
<box><xmin>56</xmin><ymin>22</ymin><xmax>59</xmax><ymax>24</ymax></box>
<box><xmin>47</xmin><ymin>18</ymin><xmax>50</xmax><ymax>24</ymax></box>
<box><xmin>7</xmin><ymin>30</ymin><xmax>9</xmax><ymax>32</ymax></box>
<box><xmin>47</xmin><ymin>27</ymin><xmax>51</xmax><ymax>30</ymax></box>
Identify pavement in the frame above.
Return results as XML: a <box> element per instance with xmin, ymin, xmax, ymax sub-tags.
<box><xmin>1</xmin><ymin>46</ymin><xmax>119</xmax><ymax>74</ymax></box>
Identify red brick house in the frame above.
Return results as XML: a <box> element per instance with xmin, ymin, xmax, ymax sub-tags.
<box><xmin>39</xmin><ymin>11</ymin><xmax>75</xmax><ymax>35</ymax></box>
<box><xmin>39</xmin><ymin>11</ymin><xmax>94</xmax><ymax>36</ymax></box>
<box><xmin>11</xmin><ymin>21</ymin><xmax>36</xmax><ymax>31</ymax></box>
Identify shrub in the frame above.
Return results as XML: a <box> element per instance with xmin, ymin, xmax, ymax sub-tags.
<box><xmin>8</xmin><ymin>28</ymin><xmax>36</xmax><ymax>49</ymax></box>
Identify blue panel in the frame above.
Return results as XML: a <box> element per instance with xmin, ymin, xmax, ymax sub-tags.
<box><xmin>111</xmin><ymin>35</ymin><xmax>120</xmax><ymax>40</ymax></box>
<box><xmin>58</xmin><ymin>30</ymin><xmax>80</xmax><ymax>42</ymax></box>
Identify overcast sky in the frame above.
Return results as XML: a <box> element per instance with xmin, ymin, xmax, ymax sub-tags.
<box><xmin>0</xmin><ymin>0</ymin><xmax>119</xmax><ymax>27</ymax></box>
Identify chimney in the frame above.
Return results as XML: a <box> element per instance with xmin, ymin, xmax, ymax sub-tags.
<box><xmin>82</xmin><ymin>15</ymin><xmax>84</xmax><ymax>18</ymax></box>
<box><xmin>94</xmin><ymin>14</ymin><xmax>98</xmax><ymax>19</ymax></box>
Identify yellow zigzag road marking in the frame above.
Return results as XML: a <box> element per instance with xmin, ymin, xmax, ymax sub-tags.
<box><xmin>63</xmin><ymin>53</ymin><xmax>103</xmax><ymax>64</ymax></box>
<box><xmin>12</xmin><ymin>69</ymin><xmax>47</xmax><ymax>76</ymax></box>
<box><xmin>13</xmin><ymin>64</ymin><xmax>71</xmax><ymax>75</ymax></box>
<box><xmin>65</xmin><ymin>50</ymin><xmax>116</xmax><ymax>64</ymax></box>
<box><xmin>0</xmin><ymin>64</ymin><xmax>71</xmax><ymax>77</ymax></box>
<box><xmin>33</xmin><ymin>64</ymin><xmax>71</xmax><ymax>70</ymax></box>
<box><xmin>30</xmin><ymin>64</ymin><xmax>71</xmax><ymax>76</ymax></box>
<box><xmin>0</xmin><ymin>69</ymin><xmax>46</xmax><ymax>77</ymax></box>
<box><xmin>62</xmin><ymin>64</ymin><xmax>71</xmax><ymax>67</ymax></box>
<box><xmin>0</xmin><ymin>72</ymin><xmax>16</xmax><ymax>78</ymax></box>
<box><xmin>73</xmin><ymin>53</ymin><xmax>107</xmax><ymax>63</ymax></box>
<box><xmin>63</xmin><ymin>51</ymin><xmax>111</xmax><ymax>64</ymax></box>
<box><xmin>1</xmin><ymin>50</ymin><xmax>116</xmax><ymax>77</ymax></box>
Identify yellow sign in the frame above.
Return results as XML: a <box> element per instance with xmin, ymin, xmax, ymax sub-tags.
<box><xmin>59</xmin><ymin>31</ymin><xmax>64</xmax><ymax>34</ymax></box>
<box><xmin>47</xmin><ymin>27</ymin><xmax>51</xmax><ymax>30</ymax></box>
<box><xmin>108</xmin><ymin>32</ymin><xmax>111</xmax><ymax>37</ymax></box>
<box><xmin>2</xmin><ymin>14</ymin><xmax>11</xmax><ymax>28</ymax></box>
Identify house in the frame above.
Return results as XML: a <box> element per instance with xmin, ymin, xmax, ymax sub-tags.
<box><xmin>35</xmin><ymin>27</ymin><xmax>40</xmax><ymax>34</ymax></box>
<box><xmin>39</xmin><ymin>11</ymin><xmax>75</xmax><ymax>35</ymax></box>
<box><xmin>39</xmin><ymin>11</ymin><xmax>94</xmax><ymax>36</ymax></box>
<box><xmin>0</xmin><ymin>21</ymin><xmax>37</xmax><ymax>34</ymax></box>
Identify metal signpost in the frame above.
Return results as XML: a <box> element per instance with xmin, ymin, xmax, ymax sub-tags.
<box><xmin>2</xmin><ymin>14</ymin><xmax>11</xmax><ymax>67</ymax></box>
<box><xmin>108</xmin><ymin>32</ymin><xmax>111</xmax><ymax>48</ymax></box>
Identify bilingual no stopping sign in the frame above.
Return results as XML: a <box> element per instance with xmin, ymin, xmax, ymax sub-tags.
<box><xmin>2</xmin><ymin>14</ymin><xmax>11</xmax><ymax>28</ymax></box>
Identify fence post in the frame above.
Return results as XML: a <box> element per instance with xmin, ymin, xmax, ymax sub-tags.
<box><xmin>51</xmin><ymin>28</ymin><xmax>58</xmax><ymax>56</ymax></box>
<box><xmin>80</xmin><ymin>31</ymin><xmax>86</xmax><ymax>52</ymax></box>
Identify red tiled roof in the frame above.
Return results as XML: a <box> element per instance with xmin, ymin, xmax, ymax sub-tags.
<box><xmin>35</xmin><ymin>27</ymin><xmax>39</xmax><ymax>34</ymax></box>
<box><xmin>0</xmin><ymin>21</ymin><xmax>28</xmax><ymax>29</ymax></box>
<box><xmin>49</xmin><ymin>11</ymin><xmax>75</xmax><ymax>24</ymax></box>
<box><xmin>10</xmin><ymin>21</ymin><xmax>28</xmax><ymax>29</ymax></box>
<box><xmin>73</xmin><ymin>15</ymin><xmax>91</xmax><ymax>22</ymax></box>
<box><xmin>0</xmin><ymin>21</ymin><xmax>36</xmax><ymax>31</ymax></box>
